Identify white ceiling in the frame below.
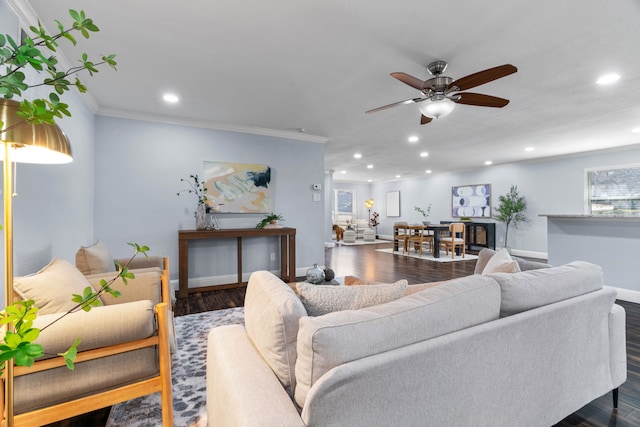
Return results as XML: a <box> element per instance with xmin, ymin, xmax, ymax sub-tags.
<box><xmin>13</xmin><ymin>0</ymin><xmax>640</xmax><ymax>182</ymax></box>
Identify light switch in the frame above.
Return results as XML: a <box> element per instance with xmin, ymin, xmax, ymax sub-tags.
<box><xmin>313</xmin><ymin>193</ymin><xmax>321</xmax><ymax>202</ymax></box>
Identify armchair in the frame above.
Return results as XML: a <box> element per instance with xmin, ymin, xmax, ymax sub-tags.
<box><xmin>4</xmin><ymin>253</ymin><xmax>174</xmax><ymax>426</ymax></box>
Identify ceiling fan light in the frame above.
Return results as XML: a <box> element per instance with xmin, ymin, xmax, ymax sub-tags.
<box><xmin>419</xmin><ymin>97</ymin><xmax>455</xmax><ymax>119</ymax></box>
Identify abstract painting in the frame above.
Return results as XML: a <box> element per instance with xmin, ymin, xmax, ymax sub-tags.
<box><xmin>451</xmin><ymin>184</ymin><xmax>491</xmax><ymax>218</ymax></box>
<box><xmin>203</xmin><ymin>161</ymin><xmax>272</xmax><ymax>213</ymax></box>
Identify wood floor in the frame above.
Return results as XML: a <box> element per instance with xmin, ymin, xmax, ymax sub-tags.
<box><xmin>57</xmin><ymin>242</ymin><xmax>640</xmax><ymax>426</ymax></box>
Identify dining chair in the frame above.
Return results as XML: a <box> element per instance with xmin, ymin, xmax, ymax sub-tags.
<box><xmin>405</xmin><ymin>225</ymin><xmax>434</xmax><ymax>257</ymax></box>
<box><xmin>440</xmin><ymin>222</ymin><xmax>466</xmax><ymax>259</ymax></box>
<box><xmin>393</xmin><ymin>222</ymin><xmax>409</xmax><ymax>253</ymax></box>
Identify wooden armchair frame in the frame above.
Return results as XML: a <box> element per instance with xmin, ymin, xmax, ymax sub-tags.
<box><xmin>1</xmin><ymin>258</ymin><xmax>174</xmax><ymax>427</ymax></box>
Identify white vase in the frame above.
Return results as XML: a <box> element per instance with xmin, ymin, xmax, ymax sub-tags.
<box><xmin>195</xmin><ymin>204</ymin><xmax>206</xmax><ymax>230</ymax></box>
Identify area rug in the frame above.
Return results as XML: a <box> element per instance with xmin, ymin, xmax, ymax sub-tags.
<box><xmin>106</xmin><ymin>307</ymin><xmax>245</xmax><ymax>427</ymax></box>
<box><xmin>335</xmin><ymin>239</ymin><xmax>390</xmax><ymax>246</ymax></box>
<box><xmin>376</xmin><ymin>247</ymin><xmax>478</xmax><ymax>263</ymax></box>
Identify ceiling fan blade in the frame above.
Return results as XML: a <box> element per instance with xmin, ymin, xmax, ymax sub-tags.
<box><xmin>366</xmin><ymin>98</ymin><xmax>422</xmax><ymax>114</ymax></box>
<box><xmin>391</xmin><ymin>72</ymin><xmax>426</xmax><ymax>90</ymax></box>
<box><xmin>449</xmin><ymin>64</ymin><xmax>517</xmax><ymax>91</ymax></box>
<box><xmin>420</xmin><ymin>115</ymin><xmax>433</xmax><ymax>125</ymax></box>
<box><xmin>454</xmin><ymin>92</ymin><xmax>510</xmax><ymax>108</ymax></box>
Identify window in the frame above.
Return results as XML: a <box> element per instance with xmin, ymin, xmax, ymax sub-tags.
<box><xmin>586</xmin><ymin>164</ymin><xmax>640</xmax><ymax>215</ymax></box>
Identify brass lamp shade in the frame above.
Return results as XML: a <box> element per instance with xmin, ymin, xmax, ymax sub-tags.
<box><xmin>0</xmin><ymin>98</ymin><xmax>72</xmax><ymax>164</ymax></box>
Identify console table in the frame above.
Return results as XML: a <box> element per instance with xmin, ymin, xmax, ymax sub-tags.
<box><xmin>178</xmin><ymin>227</ymin><xmax>296</xmax><ymax>298</ymax></box>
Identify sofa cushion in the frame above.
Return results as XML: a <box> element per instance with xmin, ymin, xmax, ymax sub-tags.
<box><xmin>296</xmin><ymin>280</ymin><xmax>407</xmax><ymax>316</ymax></box>
<box><xmin>294</xmin><ymin>275</ymin><xmax>501</xmax><ymax>407</ymax></box>
<box><xmin>75</xmin><ymin>240</ymin><xmax>116</xmax><ymax>275</ymax></box>
<box><xmin>488</xmin><ymin>261</ymin><xmax>604</xmax><ymax>317</ymax></box>
<box><xmin>14</xmin><ymin>258</ymin><xmax>97</xmax><ymax>315</ymax></box>
<box><xmin>474</xmin><ymin>248</ymin><xmax>551</xmax><ymax>274</ymax></box>
<box><xmin>482</xmin><ymin>247</ymin><xmax>521</xmax><ymax>274</ymax></box>
<box><xmin>244</xmin><ymin>271</ymin><xmax>307</xmax><ymax>397</ymax></box>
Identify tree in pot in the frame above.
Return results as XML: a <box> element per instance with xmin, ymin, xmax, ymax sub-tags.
<box><xmin>493</xmin><ymin>185</ymin><xmax>529</xmax><ymax>249</ymax></box>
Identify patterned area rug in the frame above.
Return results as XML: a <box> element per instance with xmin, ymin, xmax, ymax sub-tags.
<box><xmin>106</xmin><ymin>307</ymin><xmax>245</xmax><ymax>427</ymax></box>
<box><xmin>376</xmin><ymin>247</ymin><xmax>478</xmax><ymax>263</ymax></box>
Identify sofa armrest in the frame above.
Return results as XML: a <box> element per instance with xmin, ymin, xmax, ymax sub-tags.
<box><xmin>609</xmin><ymin>303</ymin><xmax>627</xmax><ymax>387</ymax></box>
<box><xmin>33</xmin><ymin>300</ymin><xmax>156</xmax><ymax>356</ymax></box>
<box><xmin>85</xmin><ymin>269</ymin><xmax>163</xmax><ymax>305</ymax></box>
<box><xmin>207</xmin><ymin>325</ymin><xmax>305</xmax><ymax>427</ymax></box>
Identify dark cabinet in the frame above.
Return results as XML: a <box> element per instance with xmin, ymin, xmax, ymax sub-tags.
<box><xmin>440</xmin><ymin>221</ymin><xmax>496</xmax><ymax>251</ymax></box>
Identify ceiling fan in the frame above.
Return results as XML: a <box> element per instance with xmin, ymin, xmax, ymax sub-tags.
<box><xmin>366</xmin><ymin>61</ymin><xmax>517</xmax><ymax>124</ymax></box>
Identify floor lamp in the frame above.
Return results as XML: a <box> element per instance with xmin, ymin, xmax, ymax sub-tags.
<box><xmin>0</xmin><ymin>98</ymin><xmax>72</xmax><ymax>426</ymax></box>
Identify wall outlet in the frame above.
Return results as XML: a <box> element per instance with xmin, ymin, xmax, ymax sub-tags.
<box><xmin>270</xmin><ymin>252</ymin><xmax>276</xmax><ymax>261</ymax></box>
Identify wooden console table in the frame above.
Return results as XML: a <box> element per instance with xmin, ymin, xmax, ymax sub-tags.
<box><xmin>178</xmin><ymin>227</ymin><xmax>296</xmax><ymax>298</ymax></box>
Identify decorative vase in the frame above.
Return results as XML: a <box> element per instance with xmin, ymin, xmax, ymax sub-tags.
<box><xmin>306</xmin><ymin>263</ymin><xmax>325</xmax><ymax>284</ymax></box>
<box><xmin>195</xmin><ymin>204</ymin><xmax>206</xmax><ymax>230</ymax></box>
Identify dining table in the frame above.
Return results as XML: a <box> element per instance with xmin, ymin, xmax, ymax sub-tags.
<box><xmin>423</xmin><ymin>223</ymin><xmax>450</xmax><ymax>258</ymax></box>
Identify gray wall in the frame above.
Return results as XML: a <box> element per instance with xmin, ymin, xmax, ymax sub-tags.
<box><xmin>339</xmin><ymin>145</ymin><xmax>640</xmax><ymax>259</ymax></box>
<box><xmin>93</xmin><ymin>116</ymin><xmax>326</xmax><ymax>287</ymax></box>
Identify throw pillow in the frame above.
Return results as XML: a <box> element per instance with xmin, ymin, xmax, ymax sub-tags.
<box><xmin>296</xmin><ymin>280</ymin><xmax>408</xmax><ymax>316</ymax></box>
<box><xmin>14</xmin><ymin>258</ymin><xmax>97</xmax><ymax>315</ymax></box>
<box><xmin>75</xmin><ymin>240</ymin><xmax>116</xmax><ymax>275</ymax></box>
<box><xmin>482</xmin><ymin>247</ymin><xmax>521</xmax><ymax>275</ymax></box>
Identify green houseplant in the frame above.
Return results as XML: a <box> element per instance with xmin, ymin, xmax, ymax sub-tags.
<box><xmin>494</xmin><ymin>185</ymin><xmax>529</xmax><ymax>249</ymax></box>
<box><xmin>256</xmin><ymin>213</ymin><xmax>284</xmax><ymax>229</ymax></box>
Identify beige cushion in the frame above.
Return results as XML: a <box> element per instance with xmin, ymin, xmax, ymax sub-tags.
<box><xmin>296</xmin><ymin>280</ymin><xmax>407</xmax><ymax>316</ymax></box>
<box><xmin>294</xmin><ymin>275</ymin><xmax>501</xmax><ymax>407</ymax></box>
<box><xmin>488</xmin><ymin>261</ymin><xmax>604</xmax><ymax>317</ymax></box>
<box><xmin>482</xmin><ymin>247</ymin><xmax>521</xmax><ymax>274</ymax></box>
<box><xmin>14</xmin><ymin>258</ymin><xmax>97</xmax><ymax>315</ymax></box>
<box><xmin>244</xmin><ymin>271</ymin><xmax>307</xmax><ymax>397</ymax></box>
<box><xmin>75</xmin><ymin>240</ymin><xmax>116</xmax><ymax>275</ymax></box>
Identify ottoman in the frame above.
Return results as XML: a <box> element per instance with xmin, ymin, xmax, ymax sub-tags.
<box><xmin>363</xmin><ymin>229</ymin><xmax>375</xmax><ymax>242</ymax></box>
<box><xmin>343</xmin><ymin>229</ymin><xmax>356</xmax><ymax>243</ymax></box>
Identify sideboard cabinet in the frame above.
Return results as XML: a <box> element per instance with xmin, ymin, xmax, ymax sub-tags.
<box><xmin>440</xmin><ymin>221</ymin><xmax>496</xmax><ymax>251</ymax></box>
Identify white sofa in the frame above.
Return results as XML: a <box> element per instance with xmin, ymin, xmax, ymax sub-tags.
<box><xmin>206</xmin><ymin>251</ymin><xmax>626</xmax><ymax>427</ymax></box>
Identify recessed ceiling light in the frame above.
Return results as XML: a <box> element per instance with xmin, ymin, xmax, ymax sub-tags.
<box><xmin>353</xmin><ymin>153</ymin><xmax>362</xmax><ymax>159</ymax></box>
<box><xmin>425</xmin><ymin>170</ymin><xmax>432</xmax><ymax>174</ymax></box>
<box><xmin>632</xmin><ymin>127</ymin><xmax>640</xmax><ymax>133</ymax></box>
<box><xmin>525</xmin><ymin>146</ymin><xmax>535</xmax><ymax>152</ymax></box>
<box><xmin>408</xmin><ymin>136</ymin><xmax>419</xmax><ymax>143</ymax></box>
<box><xmin>340</xmin><ymin>170</ymin><xmax>347</xmax><ymax>174</ymax></box>
<box><xmin>395</xmin><ymin>175</ymin><xmax>401</xmax><ymax>178</ymax></box>
<box><xmin>420</xmin><ymin>152</ymin><xmax>429</xmax><ymax>157</ymax></box>
<box><xmin>367</xmin><ymin>179</ymin><xmax>372</xmax><ymax>182</ymax></box>
<box><xmin>367</xmin><ymin>164</ymin><xmax>374</xmax><ymax>169</ymax></box>
<box><xmin>484</xmin><ymin>160</ymin><xmax>493</xmax><ymax>165</ymax></box>
<box><xmin>596</xmin><ymin>73</ymin><xmax>621</xmax><ymax>85</ymax></box>
<box><xmin>162</xmin><ymin>93</ymin><xmax>179</xmax><ymax>103</ymax></box>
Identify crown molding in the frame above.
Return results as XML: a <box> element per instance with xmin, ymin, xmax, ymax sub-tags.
<box><xmin>96</xmin><ymin>107</ymin><xmax>329</xmax><ymax>144</ymax></box>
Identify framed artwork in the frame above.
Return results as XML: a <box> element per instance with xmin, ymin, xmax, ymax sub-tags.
<box><xmin>451</xmin><ymin>184</ymin><xmax>491</xmax><ymax>218</ymax></box>
<box><xmin>203</xmin><ymin>161</ymin><xmax>272</xmax><ymax>213</ymax></box>
<box><xmin>386</xmin><ymin>191</ymin><xmax>400</xmax><ymax>217</ymax></box>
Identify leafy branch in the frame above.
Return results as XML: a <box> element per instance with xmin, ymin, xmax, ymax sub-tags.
<box><xmin>177</xmin><ymin>174</ymin><xmax>208</xmax><ymax>205</ymax></box>
<box><xmin>0</xmin><ymin>243</ymin><xmax>149</xmax><ymax>371</ymax></box>
<box><xmin>0</xmin><ymin>9</ymin><xmax>117</xmax><ymax>127</ymax></box>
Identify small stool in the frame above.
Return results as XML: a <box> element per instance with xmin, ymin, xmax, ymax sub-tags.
<box><xmin>363</xmin><ymin>229</ymin><xmax>375</xmax><ymax>242</ymax></box>
<box><xmin>343</xmin><ymin>229</ymin><xmax>356</xmax><ymax>243</ymax></box>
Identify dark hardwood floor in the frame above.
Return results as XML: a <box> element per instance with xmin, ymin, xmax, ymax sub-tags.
<box><xmin>56</xmin><ymin>242</ymin><xmax>640</xmax><ymax>426</ymax></box>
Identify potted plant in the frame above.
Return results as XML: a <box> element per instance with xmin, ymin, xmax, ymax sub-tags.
<box><xmin>256</xmin><ymin>213</ymin><xmax>284</xmax><ymax>229</ymax></box>
<box><xmin>414</xmin><ymin>204</ymin><xmax>432</xmax><ymax>225</ymax></box>
<box><xmin>177</xmin><ymin>174</ymin><xmax>208</xmax><ymax>229</ymax></box>
<box><xmin>370</xmin><ymin>211</ymin><xmax>380</xmax><ymax>238</ymax></box>
<box><xmin>494</xmin><ymin>185</ymin><xmax>529</xmax><ymax>249</ymax></box>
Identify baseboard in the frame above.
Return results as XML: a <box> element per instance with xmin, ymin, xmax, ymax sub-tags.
<box><xmin>609</xmin><ymin>286</ymin><xmax>640</xmax><ymax>304</ymax></box>
<box><xmin>170</xmin><ymin>268</ymin><xmax>311</xmax><ymax>296</ymax></box>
